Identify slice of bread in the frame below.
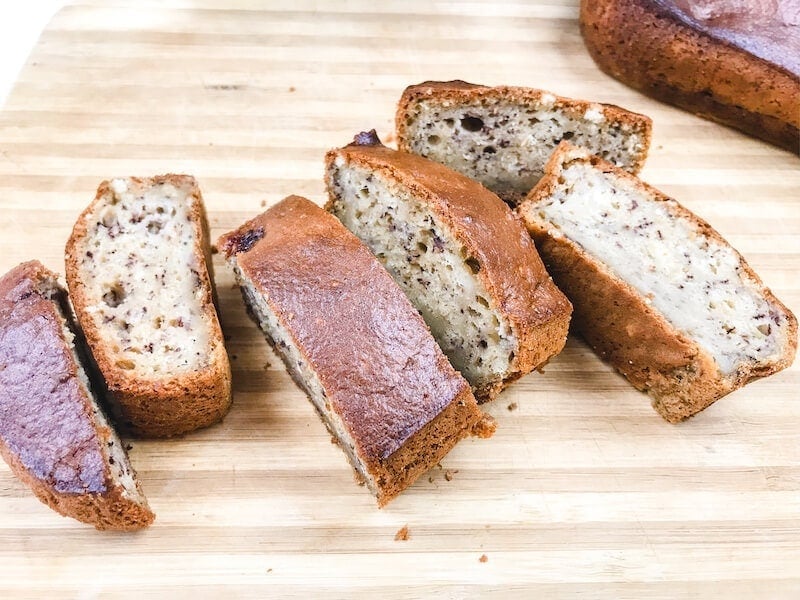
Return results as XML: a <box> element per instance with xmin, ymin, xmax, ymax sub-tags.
<box><xmin>396</xmin><ymin>80</ymin><xmax>652</xmax><ymax>204</ymax></box>
<box><xmin>325</xmin><ymin>131</ymin><xmax>573</xmax><ymax>402</ymax></box>
<box><xmin>0</xmin><ymin>261</ymin><xmax>154</xmax><ymax>530</ymax></box>
<box><xmin>65</xmin><ymin>175</ymin><xmax>231</xmax><ymax>438</ymax></box>
<box><xmin>518</xmin><ymin>142</ymin><xmax>798</xmax><ymax>421</ymax></box>
<box><xmin>218</xmin><ymin>196</ymin><xmax>486</xmax><ymax>506</ymax></box>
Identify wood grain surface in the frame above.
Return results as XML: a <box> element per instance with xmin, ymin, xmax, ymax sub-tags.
<box><xmin>0</xmin><ymin>1</ymin><xmax>798</xmax><ymax>597</ymax></box>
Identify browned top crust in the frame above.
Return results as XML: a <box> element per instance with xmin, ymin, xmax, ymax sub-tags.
<box><xmin>654</xmin><ymin>0</ymin><xmax>800</xmax><ymax>76</ymax></box>
<box><xmin>399</xmin><ymin>80</ymin><xmax>654</xmax><ymax>122</ymax></box>
<box><xmin>219</xmin><ymin>196</ymin><xmax>473</xmax><ymax>462</ymax></box>
<box><xmin>0</xmin><ymin>261</ymin><xmax>109</xmax><ymax>494</ymax></box>
<box><xmin>396</xmin><ymin>80</ymin><xmax>653</xmax><ymax>171</ymax></box>
<box><xmin>327</xmin><ymin>135</ymin><xmax>573</xmax><ymax>361</ymax></box>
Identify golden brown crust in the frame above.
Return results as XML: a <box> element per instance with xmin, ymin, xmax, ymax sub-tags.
<box><xmin>374</xmin><ymin>386</ymin><xmax>478</xmax><ymax>506</ymax></box>
<box><xmin>218</xmin><ymin>196</ymin><xmax>484</xmax><ymax>505</ymax></box>
<box><xmin>580</xmin><ymin>0</ymin><xmax>800</xmax><ymax>153</ymax></box>
<box><xmin>325</xmin><ymin>135</ymin><xmax>573</xmax><ymax>402</ymax></box>
<box><xmin>0</xmin><ymin>261</ymin><xmax>154</xmax><ymax>530</ymax></box>
<box><xmin>396</xmin><ymin>80</ymin><xmax>653</xmax><ymax>172</ymax></box>
<box><xmin>519</xmin><ymin>142</ymin><xmax>798</xmax><ymax>422</ymax></box>
<box><xmin>65</xmin><ymin>175</ymin><xmax>232</xmax><ymax>438</ymax></box>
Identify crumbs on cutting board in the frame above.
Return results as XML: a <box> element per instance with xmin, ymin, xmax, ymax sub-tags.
<box><xmin>507</xmin><ymin>402</ymin><xmax>518</xmax><ymax>411</ymax></box>
<box><xmin>479</xmin><ymin>554</ymin><xmax>488</xmax><ymax>563</ymax></box>
<box><xmin>394</xmin><ymin>525</ymin><xmax>410</xmax><ymax>541</ymax></box>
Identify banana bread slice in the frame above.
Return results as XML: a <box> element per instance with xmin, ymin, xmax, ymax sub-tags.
<box><xmin>218</xmin><ymin>196</ymin><xmax>485</xmax><ymax>507</ymax></box>
<box><xmin>518</xmin><ymin>142</ymin><xmax>798</xmax><ymax>422</ymax></box>
<box><xmin>396</xmin><ymin>80</ymin><xmax>652</xmax><ymax>204</ymax></box>
<box><xmin>65</xmin><ymin>175</ymin><xmax>231</xmax><ymax>438</ymax></box>
<box><xmin>0</xmin><ymin>261</ymin><xmax>154</xmax><ymax>530</ymax></box>
<box><xmin>325</xmin><ymin>131</ymin><xmax>573</xmax><ymax>402</ymax></box>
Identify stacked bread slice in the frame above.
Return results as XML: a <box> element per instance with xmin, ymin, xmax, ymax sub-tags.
<box><xmin>65</xmin><ymin>175</ymin><xmax>231</xmax><ymax>438</ymax></box>
<box><xmin>219</xmin><ymin>196</ymin><xmax>486</xmax><ymax>506</ymax></box>
<box><xmin>517</xmin><ymin>143</ymin><xmax>797</xmax><ymax>421</ymax></box>
<box><xmin>396</xmin><ymin>80</ymin><xmax>652</xmax><ymax>204</ymax></box>
<box><xmin>0</xmin><ymin>261</ymin><xmax>154</xmax><ymax>530</ymax></box>
<box><xmin>325</xmin><ymin>130</ymin><xmax>572</xmax><ymax>402</ymax></box>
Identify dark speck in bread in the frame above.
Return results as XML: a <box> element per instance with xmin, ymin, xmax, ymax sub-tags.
<box><xmin>352</xmin><ymin>130</ymin><xmax>382</xmax><ymax>147</ymax></box>
<box><xmin>224</xmin><ymin>227</ymin><xmax>265</xmax><ymax>255</ymax></box>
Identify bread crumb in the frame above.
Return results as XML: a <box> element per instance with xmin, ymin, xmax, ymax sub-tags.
<box><xmin>264</xmin><ymin>361</ymin><xmax>271</xmax><ymax>369</ymax></box>
<box><xmin>383</xmin><ymin>131</ymin><xmax>395</xmax><ymax>144</ymax></box>
<box><xmin>210</xmin><ymin>244</ymin><xmax>219</xmax><ymax>255</ymax></box>
<box><xmin>444</xmin><ymin>470</ymin><xmax>453</xmax><ymax>481</ymax></box>
<box><xmin>394</xmin><ymin>525</ymin><xmax>409</xmax><ymax>541</ymax></box>
<box><xmin>507</xmin><ymin>402</ymin><xmax>518</xmax><ymax>411</ymax></box>
<box><xmin>428</xmin><ymin>476</ymin><xmax>434</xmax><ymax>483</ymax></box>
<box><xmin>260</xmin><ymin>200</ymin><xmax>267</xmax><ymax>207</ymax></box>
<box><xmin>289</xmin><ymin>86</ymin><xmax>296</xmax><ymax>92</ymax></box>
<box><xmin>472</xmin><ymin>414</ymin><xmax>497</xmax><ymax>438</ymax></box>
<box><xmin>125</xmin><ymin>443</ymin><xmax>133</xmax><ymax>451</ymax></box>
<box><xmin>479</xmin><ymin>554</ymin><xmax>488</xmax><ymax>563</ymax></box>
<box><xmin>231</xmin><ymin>354</ymin><xmax>238</xmax><ymax>360</ymax></box>
<box><xmin>266</xmin><ymin>568</ymin><xmax>273</xmax><ymax>573</ymax></box>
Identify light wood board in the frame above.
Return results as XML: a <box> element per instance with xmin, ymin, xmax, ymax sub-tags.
<box><xmin>0</xmin><ymin>1</ymin><xmax>798</xmax><ymax>597</ymax></box>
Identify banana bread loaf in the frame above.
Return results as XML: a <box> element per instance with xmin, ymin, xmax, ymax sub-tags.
<box><xmin>580</xmin><ymin>0</ymin><xmax>800</xmax><ymax>153</ymax></box>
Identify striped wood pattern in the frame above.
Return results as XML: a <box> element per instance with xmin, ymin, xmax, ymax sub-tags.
<box><xmin>0</xmin><ymin>1</ymin><xmax>798</xmax><ymax>597</ymax></box>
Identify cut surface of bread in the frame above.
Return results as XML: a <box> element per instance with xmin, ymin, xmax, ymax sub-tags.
<box><xmin>218</xmin><ymin>196</ymin><xmax>484</xmax><ymax>506</ymax></box>
<box><xmin>325</xmin><ymin>131</ymin><xmax>572</xmax><ymax>402</ymax></box>
<box><xmin>518</xmin><ymin>142</ymin><xmax>798</xmax><ymax>421</ymax></box>
<box><xmin>0</xmin><ymin>261</ymin><xmax>154</xmax><ymax>530</ymax></box>
<box><xmin>396</xmin><ymin>80</ymin><xmax>652</xmax><ymax>204</ymax></box>
<box><xmin>65</xmin><ymin>175</ymin><xmax>231</xmax><ymax>437</ymax></box>
<box><xmin>580</xmin><ymin>0</ymin><xmax>799</xmax><ymax>153</ymax></box>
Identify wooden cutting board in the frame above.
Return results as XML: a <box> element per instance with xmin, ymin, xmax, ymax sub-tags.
<box><xmin>0</xmin><ymin>1</ymin><xmax>798</xmax><ymax>597</ymax></box>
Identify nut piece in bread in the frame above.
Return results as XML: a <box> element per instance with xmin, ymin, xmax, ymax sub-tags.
<box><xmin>65</xmin><ymin>175</ymin><xmax>232</xmax><ymax>438</ymax></box>
<box><xmin>396</xmin><ymin>80</ymin><xmax>652</xmax><ymax>204</ymax></box>
<box><xmin>325</xmin><ymin>131</ymin><xmax>573</xmax><ymax>402</ymax></box>
<box><xmin>518</xmin><ymin>142</ymin><xmax>798</xmax><ymax>421</ymax></box>
<box><xmin>0</xmin><ymin>261</ymin><xmax>154</xmax><ymax>530</ymax></box>
<box><xmin>218</xmin><ymin>196</ymin><xmax>485</xmax><ymax>506</ymax></box>
<box><xmin>580</xmin><ymin>0</ymin><xmax>800</xmax><ymax>153</ymax></box>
